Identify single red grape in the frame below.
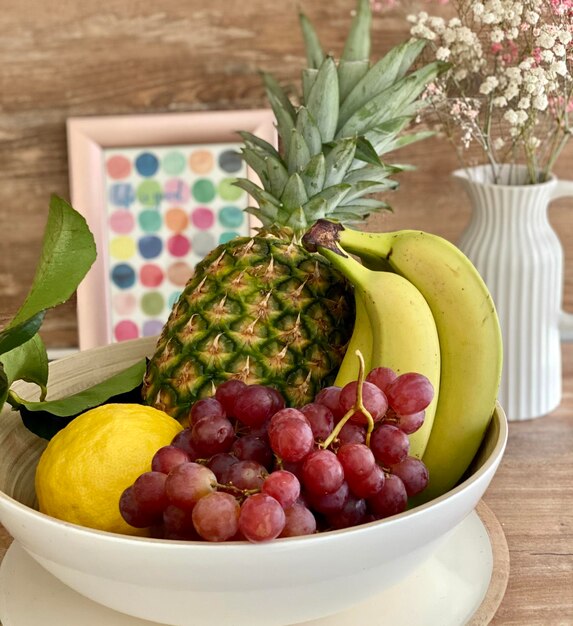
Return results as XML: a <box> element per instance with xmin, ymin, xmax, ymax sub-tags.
<box><xmin>366</xmin><ymin>366</ymin><xmax>398</xmax><ymax>392</ymax></box>
<box><xmin>119</xmin><ymin>486</ymin><xmax>159</xmax><ymax>528</ymax></box>
<box><xmin>337</xmin><ymin>421</ymin><xmax>366</xmax><ymax>445</ymax></box>
<box><xmin>370</xmin><ymin>423</ymin><xmax>410</xmax><ymax>466</ymax></box>
<box><xmin>225</xmin><ymin>460</ymin><xmax>268</xmax><ymax>491</ymax></box>
<box><xmin>269</xmin><ymin>414</ymin><xmax>314</xmax><ymax>463</ymax></box>
<box><xmin>301</xmin><ymin>449</ymin><xmax>345</xmax><ymax>495</ymax></box>
<box><xmin>346</xmin><ymin>464</ymin><xmax>386</xmax><ymax>499</ymax></box>
<box><xmin>132</xmin><ymin>471</ymin><xmax>169</xmax><ymax>517</ymax></box>
<box><xmin>337</xmin><ymin>443</ymin><xmax>376</xmax><ymax>481</ymax></box>
<box><xmin>215</xmin><ymin>379</ymin><xmax>247</xmax><ymax>416</ymax></box>
<box><xmin>152</xmin><ymin>445</ymin><xmax>190</xmax><ymax>474</ymax></box>
<box><xmin>306</xmin><ymin>481</ymin><xmax>350</xmax><ymax>515</ymax></box>
<box><xmin>239</xmin><ymin>493</ymin><xmax>286</xmax><ymax>542</ymax></box>
<box><xmin>280</xmin><ymin>501</ymin><xmax>317</xmax><ymax>537</ymax></box>
<box><xmin>368</xmin><ymin>473</ymin><xmax>408</xmax><ymax>519</ymax></box>
<box><xmin>262</xmin><ymin>470</ymin><xmax>301</xmax><ymax>509</ymax></box>
<box><xmin>231</xmin><ymin>434</ymin><xmax>273</xmax><ymax>469</ymax></box>
<box><xmin>314</xmin><ymin>386</ymin><xmax>345</xmax><ymax>421</ymax></box>
<box><xmin>327</xmin><ymin>494</ymin><xmax>368</xmax><ymax>529</ymax></box>
<box><xmin>170</xmin><ymin>428</ymin><xmax>200</xmax><ymax>460</ymax></box>
<box><xmin>191</xmin><ymin>415</ymin><xmax>236</xmax><ymax>456</ymax></box>
<box><xmin>390</xmin><ymin>457</ymin><xmax>429</xmax><ymax>496</ymax></box>
<box><xmin>192</xmin><ymin>492</ymin><xmax>240</xmax><ymax>542</ymax></box>
<box><xmin>206</xmin><ymin>452</ymin><xmax>239</xmax><ymax>482</ymax></box>
<box><xmin>163</xmin><ymin>504</ymin><xmax>201</xmax><ymax>540</ymax></box>
<box><xmin>385</xmin><ymin>372</ymin><xmax>434</xmax><ymax>415</ymax></box>
<box><xmin>339</xmin><ymin>381</ymin><xmax>388</xmax><ymax>425</ymax></box>
<box><xmin>233</xmin><ymin>385</ymin><xmax>276</xmax><ymax>428</ymax></box>
<box><xmin>165</xmin><ymin>462</ymin><xmax>217</xmax><ymax>510</ymax></box>
<box><xmin>190</xmin><ymin>397</ymin><xmax>226</xmax><ymax>424</ymax></box>
<box><xmin>300</xmin><ymin>402</ymin><xmax>334</xmax><ymax>441</ymax></box>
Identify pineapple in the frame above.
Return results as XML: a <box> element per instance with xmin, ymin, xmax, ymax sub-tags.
<box><xmin>142</xmin><ymin>0</ymin><xmax>444</xmax><ymax>422</ymax></box>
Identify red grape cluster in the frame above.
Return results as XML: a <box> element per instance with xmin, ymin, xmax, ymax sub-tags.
<box><xmin>120</xmin><ymin>367</ymin><xmax>433</xmax><ymax>543</ymax></box>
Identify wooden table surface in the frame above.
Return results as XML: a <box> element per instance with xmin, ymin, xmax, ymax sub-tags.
<box><xmin>0</xmin><ymin>347</ymin><xmax>572</xmax><ymax>625</ymax></box>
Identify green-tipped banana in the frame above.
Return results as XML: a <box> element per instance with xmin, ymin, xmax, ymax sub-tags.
<box><xmin>330</xmin><ymin>223</ymin><xmax>503</xmax><ymax>503</ymax></box>
<box><xmin>304</xmin><ymin>227</ymin><xmax>441</xmax><ymax>459</ymax></box>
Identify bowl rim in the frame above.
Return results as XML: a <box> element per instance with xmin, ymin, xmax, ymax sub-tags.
<box><xmin>0</xmin><ymin>403</ymin><xmax>508</xmax><ymax>551</ymax></box>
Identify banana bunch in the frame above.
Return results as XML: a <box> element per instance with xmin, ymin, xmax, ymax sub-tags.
<box><xmin>302</xmin><ymin>220</ymin><xmax>503</xmax><ymax>504</ymax></box>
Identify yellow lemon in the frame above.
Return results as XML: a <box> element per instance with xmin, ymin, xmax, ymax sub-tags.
<box><xmin>35</xmin><ymin>403</ymin><xmax>183</xmax><ymax>536</ymax></box>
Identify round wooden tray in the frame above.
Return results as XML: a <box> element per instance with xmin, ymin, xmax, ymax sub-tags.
<box><xmin>469</xmin><ymin>500</ymin><xmax>510</xmax><ymax>625</ymax></box>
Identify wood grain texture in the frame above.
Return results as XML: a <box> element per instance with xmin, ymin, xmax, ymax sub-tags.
<box><xmin>1</xmin><ymin>0</ymin><xmax>572</xmax><ymax>346</ymax></box>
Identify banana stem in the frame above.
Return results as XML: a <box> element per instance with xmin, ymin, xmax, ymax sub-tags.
<box><xmin>321</xmin><ymin>349</ymin><xmax>375</xmax><ymax>449</ymax></box>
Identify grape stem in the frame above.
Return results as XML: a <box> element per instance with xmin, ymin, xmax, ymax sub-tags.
<box><xmin>215</xmin><ymin>482</ymin><xmax>260</xmax><ymax>500</ymax></box>
<box><xmin>321</xmin><ymin>350</ymin><xmax>375</xmax><ymax>449</ymax></box>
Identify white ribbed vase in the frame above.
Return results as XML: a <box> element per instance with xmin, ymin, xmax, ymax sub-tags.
<box><xmin>455</xmin><ymin>165</ymin><xmax>573</xmax><ymax>421</ymax></box>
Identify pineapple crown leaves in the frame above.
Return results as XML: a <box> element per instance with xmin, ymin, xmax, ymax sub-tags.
<box><xmin>234</xmin><ymin>0</ymin><xmax>448</xmax><ymax>234</ymax></box>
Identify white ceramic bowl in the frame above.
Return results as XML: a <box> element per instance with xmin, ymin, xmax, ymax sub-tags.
<box><xmin>0</xmin><ymin>338</ymin><xmax>507</xmax><ymax>626</ymax></box>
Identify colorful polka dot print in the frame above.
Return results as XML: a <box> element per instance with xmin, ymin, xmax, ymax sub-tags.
<box><xmin>104</xmin><ymin>143</ymin><xmax>249</xmax><ymax>342</ymax></box>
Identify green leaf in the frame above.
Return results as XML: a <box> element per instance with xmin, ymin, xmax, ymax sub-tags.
<box><xmin>343</xmin><ymin>163</ymin><xmax>402</xmax><ymax>184</ymax></box>
<box><xmin>233</xmin><ymin>179</ymin><xmax>282</xmax><ymax>220</ymax></box>
<box><xmin>340</xmin><ymin>197</ymin><xmax>392</xmax><ymax>210</ymax></box>
<box><xmin>263</xmin><ymin>75</ymin><xmax>296</xmax><ymax>154</ymax></box>
<box><xmin>281</xmin><ymin>173</ymin><xmax>309</xmax><ymax>211</ymax></box>
<box><xmin>337</xmin><ymin>62</ymin><xmax>445</xmax><ymax>139</ymax></box>
<box><xmin>354</xmin><ymin>136</ymin><xmax>383</xmax><ymax>167</ymax></box>
<box><xmin>9</xmin><ymin>195</ymin><xmax>96</xmax><ymax>328</ymax></box>
<box><xmin>266</xmin><ymin>155</ymin><xmax>290</xmax><ymax>198</ymax></box>
<box><xmin>301</xmin><ymin>153</ymin><xmax>327</xmax><ymax>197</ymax></box>
<box><xmin>261</xmin><ymin>72</ymin><xmax>297</xmax><ymax>121</ymax></box>
<box><xmin>17</xmin><ymin>361</ymin><xmax>146</xmax><ymax>440</ymax></box>
<box><xmin>0</xmin><ymin>311</ymin><xmax>46</xmax><ymax>356</ymax></box>
<box><xmin>324</xmin><ymin>138</ymin><xmax>357</xmax><ymax>187</ymax></box>
<box><xmin>238</xmin><ymin>131</ymin><xmax>281</xmax><ymax>161</ymax></box>
<box><xmin>296</xmin><ymin>108</ymin><xmax>322</xmax><ymax>157</ymax></box>
<box><xmin>302</xmin><ymin>184</ymin><xmax>351</xmax><ymax>218</ymax></box>
<box><xmin>287</xmin><ymin>129</ymin><xmax>312</xmax><ymax>175</ymax></box>
<box><xmin>12</xmin><ymin>359</ymin><xmax>146</xmax><ymax>418</ymax></box>
<box><xmin>341</xmin><ymin>0</ymin><xmax>371</xmax><ymax>62</ymax></box>
<box><xmin>2</xmin><ymin>335</ymin><xmax>48</xmax><ymax>399</ymax></box>
<box><xmin>302</xmin><ymin>68</ymin><xmax>319</xmax><ymax>105</ymax></box>
<box><xmin>240</xmin><ymin>149</ymin><xmax>272</xmax><ymax>192</ymax></box>
<box><xmin>342</xmin><ymin>180</ymin><xmax>398</xmax><ymax>204</ymax></box>
<box><xmin>285</xmin><ymin>205</ymin><xmax>309</xmax><ymax>231</ymax></box>
<box><xmin>338</xmin><ymin>59</ymin><xmax>370</xmax><ymax>104</ymax></box>
<box><xmin>338</xmin><ymin>39</ymin><xmax>426</xmax><ymax>127</ymax></box>
<box><xmin>0</xmin><ymin>363</ymin><xmax>8</xmax><ymax>410</ymax></box>
<box><xmin>244</xmin><ymin>207</ymin><xmax>274</xmax><ymax>228</ymax></box>
<box><xmin>299</xmin><ymin>11</ymin><xmax>325</xmax><ymax>69</ymax></box>
<box><xmin>306</xmin><ymin>57</ymin><xmax>339</xmax><ymax>144</ymax></box>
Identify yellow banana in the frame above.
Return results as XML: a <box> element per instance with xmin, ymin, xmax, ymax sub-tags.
<box><xmin>331</xmin><ymin>223</ymin><xmax>503</xmax><ymax>503</ymax></box>
<box><xmin>334</xmin><ymin>290</ymin><xmax>373</xmax><ymax>387</ymax></box>
<box><xmin>310</xmin><ymin>239</ymin><xmax>441</xmax><ymax>460</ymax></box>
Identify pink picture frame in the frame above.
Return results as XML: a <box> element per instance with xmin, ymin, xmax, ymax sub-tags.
<box><xmin>67</xmin><ymin>109</ymin><xmax>277</xmax><ymax>350</ymax></box>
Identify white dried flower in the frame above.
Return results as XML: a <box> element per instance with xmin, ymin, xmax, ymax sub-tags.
<box><xmin>504</xmin><ymin>109</ymin><xmax>519</xmax><ymax>125</ymax></box>
<box><xmin>518</xmin><ymin>96</ymin><xmax>531</xmax><ymax>109</ymax></box>
<box><xmin>493</xmin><ymin>96</ymin><xmax>508</xmax><ymax>107</ymax></box>
<box><xmin>525</xmin><ymin>10</ymin><xmax>540</xmax><ymax>24</ymax></box>
<box><xmin>480</xmin><ymin>76</ymin><xmax>499</xmax><ymax>95</ymax></box>
<box><xmin>537</xmin><ymin>31</ymin><xmax>556</xmax><ymax>49</ymax></box>
<box><xmin>533</xmin><ymin>94</ymin><xmax>549</xmax><ymax>111</ymax></box>
<box><xmin>493</xmin><ymin>137</ymin><xmax>506</xmax><ymax>150</ymax></box>
<box><xmin>551</xmin><ymin>61</ymin><xmax>568</xmax><ymax>77</ymax></box>
<box><xmin>436</xmin><ymin>47</ymin><xmax>451</xmax><ymax>61</ymax></box>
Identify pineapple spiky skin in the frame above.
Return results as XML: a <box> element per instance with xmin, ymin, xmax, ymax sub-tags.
<box><xmin>142</xmin><ymin>233</ymin><xmax>354</xmax><ymax>423</ymax></box>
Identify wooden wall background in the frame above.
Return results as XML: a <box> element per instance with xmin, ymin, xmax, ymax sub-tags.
<box><xmin>1</xmin><ymin>0</ymin><xmax>572</xmax><ymax>349</ymax></box>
